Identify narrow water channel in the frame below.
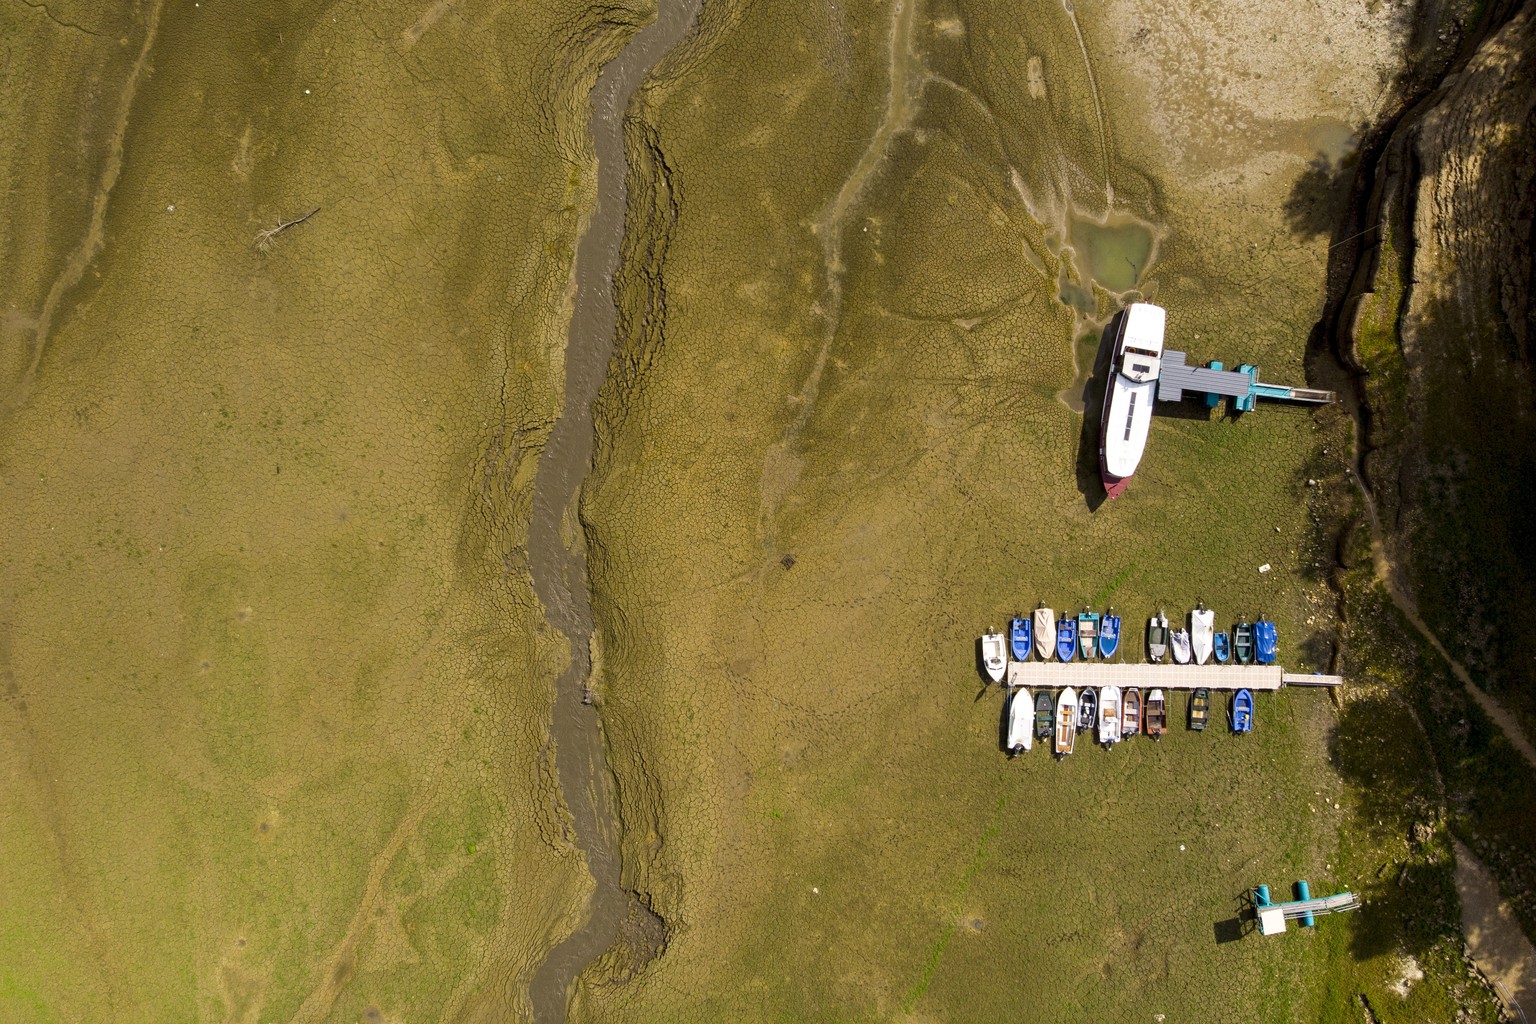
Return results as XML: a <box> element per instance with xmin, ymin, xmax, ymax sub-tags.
<box><xmin>525</xmin><ymin>2</ymin><xmax>701</xmax><ymax>1021</ymax></box>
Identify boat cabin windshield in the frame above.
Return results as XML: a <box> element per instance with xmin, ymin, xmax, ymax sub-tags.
<box><xmin>1120</xmin><ymin>346</ymin><xmax>1162</xmax><ymax>383</ymax></box>
<box><xmin>1117</xmin><ymin>302</ymin><xmax>1167</xmax><ymax>383</ymax></box>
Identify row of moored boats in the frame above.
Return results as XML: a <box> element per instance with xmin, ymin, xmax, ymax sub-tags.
<box><xmin>1004</xmin><ymin>684</ymin><xmax>1256</xmax><ymax>758</ymax></box>
<box><xmin>980</xmin><ymin>602</ymin><xmax>1278</xmax><ymax>677</ymax></box>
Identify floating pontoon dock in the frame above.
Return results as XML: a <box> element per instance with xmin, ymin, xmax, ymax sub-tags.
<box><xmin>1005</xmin><ymin>662</ymin><xmax>1341</xmax><ymax>691</ymax></box>
<box><xmin>1254</xmin><ymin>882</ymin><xmax>1361</xmax><ymax>936</ymax></box>
<box><xmin>1156</xmin><ymin>351</ymin><xmax>1335</xmax><ymax>412</ymax></box>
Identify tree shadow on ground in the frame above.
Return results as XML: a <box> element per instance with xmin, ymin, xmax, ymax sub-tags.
<box><xmin>1284</xmin><ymin>153</ymin><xmax>1358</xmax><ymax>239</ymax></box>
<box><xmin>1329</xmin><ymin>686</ymin><xmax>1463</xmax><ymax>963</ymax></box>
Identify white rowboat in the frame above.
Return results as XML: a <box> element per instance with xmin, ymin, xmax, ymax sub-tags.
<box><xmin>981</xmin><ymin>632</ymin><xmax>1007</xmax><ymax>683</ymax></box>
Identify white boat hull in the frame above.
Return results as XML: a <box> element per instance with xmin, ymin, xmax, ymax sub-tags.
<box><xmin>1098</xmin><ymin>684</ymin><xmax>1122</xmax><ymax>746</ymax></box>
<box><xmin>1054</xmin><ymin>686</ymin><xmax>1078</xmax><ymax>755</ymax></box>
<box><xmin>1099</xmin><ymin>303</ymin><xmax>1167</xmax><ymax>498</ymax></box>
<box><xmin>1007</xmin><ymin>687</ymin><xmax>1033</xmax><ymax>753</ymax></box>
<box><xmin>1191</xmin><ymin>608</ymin><xmax>1215</xmax><ymax>665</ymax></box>
<box><xmin>981</xmin><ymin>633</ymin><xmax>1007</xmax><ymax>683</ymax></box>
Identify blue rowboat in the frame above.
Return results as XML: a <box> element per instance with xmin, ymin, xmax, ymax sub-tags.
<box><xmin>1057</xmin><ymin>615</ymin><xmax>1078</xmax><ymax>663</ymax></box>
<box><xmin>1009</xmin><ymin>615</ymin><xmax>1033</xmax><ymax>662</ymax></box>
<box><xmin>1212</xmin><ymin>631</ymin><xmax>1231</xmax><ymax>663</ymax></box>
<box><xmin>1099</xmin><ymin>611</ymin><xmax>1121</xmax><ymax>659</ymax></box>
<box><xmin>1232</xmin><ymin>688</ymin><xmax>1254</xmax><ymax>733</ymax></box>
<box><xmin>1254</xmin><ymin>617</ymin><xmax>1277</xmax><ymax>665</ymax></box>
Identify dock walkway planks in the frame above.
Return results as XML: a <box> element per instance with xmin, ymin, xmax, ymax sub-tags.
<box><xmin>1003</xmin><ymin>662</ymin><xmax>1341</xmax><ymax>691</ymax></box>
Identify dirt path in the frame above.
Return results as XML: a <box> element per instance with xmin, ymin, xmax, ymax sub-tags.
<box><xmin>1454</xmin><ymin>840</ymin><xmax>1536</xmax><ymax>1022</ymax></box>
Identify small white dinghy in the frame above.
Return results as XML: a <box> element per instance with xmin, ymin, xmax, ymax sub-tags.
<box><xmin>1007</xmin><ymin>686</ymin><xmax>1033</xmax><ymax>756</ymax></box>
<box><xmin>981</xmin><ymin>632</ymin><xmax>1007</xmax><ymax>683</ymax></box>
<box><xmin>1054</xmin><ymin>686</ymin><xmax>1078</xmax><ymax>756</ymax></box>
<box><xmin>1034</xmin><ymin>605</ymin><xmax>1057</xmax><ymax>662</ymax></box>
<box><xmin>1098</xmin><ymin>684</ymin><xmax>1122</xmax><ymax>747</ymax></box>
<box><xmin>1171</xmin><ymin>627</ymin><xmax>1193</xmax><ymax>665</ymax></box>
<box><xmin>1191</xmin><ymin>604</ymin><xmax>1215</xmax><ymax>665</ymax></box>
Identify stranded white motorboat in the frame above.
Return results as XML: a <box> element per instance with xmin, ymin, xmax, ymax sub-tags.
<box><xmin>1098</xmin><ymin>684</ymin><xmax>1122</xmax><ymax>747</ymax></box>
<box><xmin>1099</xmin><ymin>302</ymin><xmax>1167</xmax><ymax>499</ymax></box>
<box><xmin>1147</xmin><ymin>609</ymin><xmax>1170</xmax><ymax>663</ymax></box>
<box><xmin>1054</xmin><ymin>686</ymin><xmax>1078</xmax><ymax>757</ymax></box>
<box><xmin>1034</xmin><ymin>604</ymin><xmax>1057</xmax><ymax>662</ymax></box>
<box><xmin>981</xmin><ymin>632</ymin><xmax>1007</xmax><ymax>683</ymax></box>
<box><xmin>1191</xmin><ymin>603</ymin><xmax>1215</xmax><ymax>665</ymax></box>
<box><xmin>1007</xmin><ymin>686</ymin><xmax>1033</xmax><ymax>755</ymax></box>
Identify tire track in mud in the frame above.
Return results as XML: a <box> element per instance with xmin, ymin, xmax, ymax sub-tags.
<box><xmin>1</xmin><ymin>0</ymin><xmax>164</xmax><ymax>418</ymax></box>
<box><xmin>760</xmin><ymin>0</ymin><xmax>922</xmax><ymax>532</ymax></box>
<box><xmin>524</xmin><ymin>2</ymin><xmax>701</xmax><ymax>1021</ymax></box>
<box><xmin>1060</xmin><ymin>0</ymin><xmax>1111</xmax><ymax>204</ymax></box>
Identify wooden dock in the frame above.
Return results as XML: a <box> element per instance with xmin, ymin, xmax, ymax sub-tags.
<box><xmin>1005</xmin><ymin>662</ymin><xmax>1341</xmax><ymax>691</ymax></box>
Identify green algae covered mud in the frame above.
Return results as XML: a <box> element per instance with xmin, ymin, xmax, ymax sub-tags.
<box><xmin>578</xmin><ymin>0</ymin><xmax>1507</xmax><ymax>1020</ymax></box>
<box><xmin>0</xmin><ymin>0</ymin><xmax>657</xmax><ymax>1019</ymax></box>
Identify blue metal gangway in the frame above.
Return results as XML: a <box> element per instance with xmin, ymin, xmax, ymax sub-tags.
<box><xmin>1252</xmin><ymin>881</ymin><xmax>1361</xmax><ymax>935</ymax></box>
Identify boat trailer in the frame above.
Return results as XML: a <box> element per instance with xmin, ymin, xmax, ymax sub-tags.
<box><xmin>1251</xmin><ymin>880</ymin><xmax>1361</xmax><ymax>935</ymax></box>
<box><xmin>1156</xmin><ymin>352</ymin><xmax>1335</xmax><ymax>413</ymax></box>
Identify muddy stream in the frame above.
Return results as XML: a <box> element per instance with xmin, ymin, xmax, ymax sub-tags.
<box><xmin>525</xmin><ymin>2</ymin><xmax>701</xmax><ymax>1021</ymax></box>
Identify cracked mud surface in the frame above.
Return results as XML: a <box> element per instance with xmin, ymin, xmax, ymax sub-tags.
<box><xmin>2</xmin><ymin>0</ymin><xmax>1531</xmax><ymax>1020</ymax></box>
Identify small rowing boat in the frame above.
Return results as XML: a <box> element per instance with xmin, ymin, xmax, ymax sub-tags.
<box><xmin>1078</xmin><ymin>686</ymin><xmax>1098</xmax><ymax>730</ymax></box>
<box><xmin>1213</xmin><ymin>631</ymin><xmax>1231</xmax><ymax>664</ymax></box>
<box><xmin>981</xmin><ymin>631</ymin><xmax>1007</xmax><ymax>683</ymax></box>
<box><xmin>1034</xmin><ymin>604</ymin><xmax>1057</xmax><ymax>662</ymax></box>
<box><xmin>1099</xmin><ymin>609</ymin><xmax>1121</xmax><ymax>659</ymax></box>
<box><xmin>1189</xmin><ymin>687</ymin><xmax>1210</xmax><ymax>731</ymax></box>
<box><xmin>1145</xmin><ymin>688</ymin><xmax>1167</xmax><ymax>738</ymax></box>
<box><xmin>1057</xmin><ymin>615</ymin><xmax>1078</xmax><ymax>663</ymax></box>
<box><xmin>1098</xmin><ymin>684</ymin><xmax>1121</xmax><ymax>747</ymax></box>
<box><xmin>1122</xmin><ymin>686</ymin><xmax>1141</xmax><ymax>739</ymax></box>
<box><xmin>1034</xmin><ymin>690</ymin><xmax>1054</xmax><ymax>741</ymax></box>
<box><xmin>1010</xmin><ymin>615</ymin><xmax>1033</xmax><ymax>662</ymax></box>
<box><xmin>1147</xmin><ymin>610</ymin><xmax>1169</xmax><ymax>663</ymax></box>
<box><xmin>1232</xmin><ymin>688</ymin><xmax>1254</xmax><ymax>733</ymax></box>
<box><xmin>1234</xmin><ymin>619</ymin><xmax>1254</xmax><ymax>665</ymax></box>
<box><xmin>1006</xmin><ymin>686</ymin><xmax>1033</xmax><ymax>755</ymax></box>
<box><xmin>1077</xmin><ymin>610</ymin><xmax>1100</xmax><ymax>661</ymax></box>
<box><xmin>1055</xmin><ymin>687</ymin><xmax>1078</xmax><ymax>756</ymax></box>
<box><xmin>1191</xmin><ymin>603</ymin><xmax>1215</xmax><ymax>665</ymax></box>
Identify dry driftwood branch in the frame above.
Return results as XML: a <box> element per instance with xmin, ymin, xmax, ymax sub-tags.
<box><xmin>254</xmin><ymin>206</ymin><xmax>321</xmax><ymax>252</ymax></box>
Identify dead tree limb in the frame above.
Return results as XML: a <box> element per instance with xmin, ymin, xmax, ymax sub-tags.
<box><xmin>254</xmin><ymin>206</ymin><xmax>321</xmax><ymax>252</ymax></box>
